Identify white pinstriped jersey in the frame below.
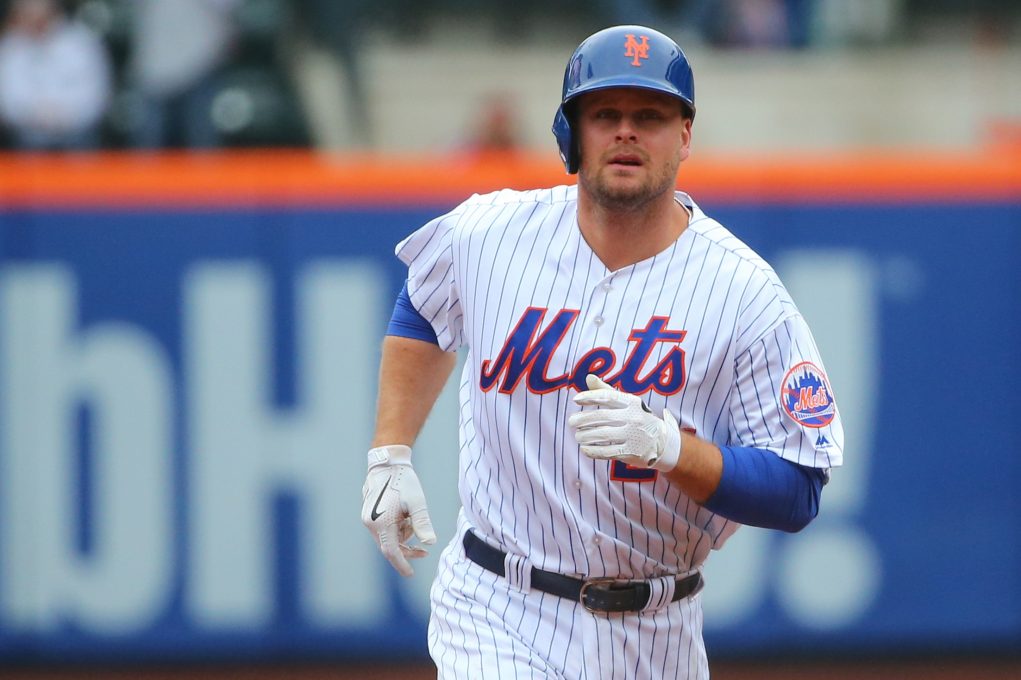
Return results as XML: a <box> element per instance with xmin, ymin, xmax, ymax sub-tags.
<box><xmin>397</xmin><ymin>184</ymin><xmax>844</xmax><ymax>581</ymax></box>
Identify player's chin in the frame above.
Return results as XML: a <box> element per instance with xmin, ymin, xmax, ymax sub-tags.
<box><xmin>593</xmin><ymin>170</ymin><xmax>645</xmax><ymax>193</ymax></box>
<box><xmin>599</xmin><ymin>175</ymin><xmax>652</xmax><ymax>199</ymax></box>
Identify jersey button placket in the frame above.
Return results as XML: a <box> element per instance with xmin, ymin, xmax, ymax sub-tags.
<box><xmin>591</xmin><ymin>276</ymin><xmax>613</xmax><ymax>328</ymax></box>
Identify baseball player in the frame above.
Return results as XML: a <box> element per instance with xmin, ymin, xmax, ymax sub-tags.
<box><xmin>362</xmin><ymin>24</ymin><xmax>843</xmax><ymax>679</ymax></box>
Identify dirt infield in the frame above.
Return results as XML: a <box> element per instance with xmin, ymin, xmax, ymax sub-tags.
<box><xmin>4</xmin><ymin>658</ymin><xmax>1020</xmax><ymax>680</ymax></box>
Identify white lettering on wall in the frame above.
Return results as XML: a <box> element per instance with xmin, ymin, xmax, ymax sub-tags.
<box><xmin>0</xmin><ymin>266</ymin><xmax>173</xmax><ymax>633</ymax></box>
<box><xmin>183</xmin><ymin>261</ymin><xmax>382</xmax><ymax>628</ymax></box>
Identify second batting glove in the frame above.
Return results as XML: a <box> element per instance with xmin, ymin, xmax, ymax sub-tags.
<box><xmin>568</xmin><ymin>374</ymin><xmax>682</xmax><ymax>472</ymax></box>
<box><xmin>361</xmin><ymin>445</ymin><xmax>436</xmax><ymax>577</ymax></box>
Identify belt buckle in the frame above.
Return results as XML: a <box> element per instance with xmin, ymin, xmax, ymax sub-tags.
<box><xmin>579</xmin><ymin>577</ymin><xmax>625</xmax><ymax>613</ymax></box>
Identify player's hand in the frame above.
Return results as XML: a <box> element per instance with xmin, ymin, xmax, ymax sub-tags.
<box><xmin>568</xmin><ymin>374</ymin><xmax>682</xmax><ymax>472</ymax></box>
<box><xmin>361</xmin><ymin>445</ymin><xmax>436</xmax><ymax>577</ymax></box>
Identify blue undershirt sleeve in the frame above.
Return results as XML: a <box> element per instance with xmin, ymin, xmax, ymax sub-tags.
<box><xmin>703</xmin><ymin>446</ymin><xmax>826</xmax><ymax>533</ymax></box>
<box><xmin>386</xmin><ymin>282</ymin><xmax>439</xmax><ymax>344</ymax></box>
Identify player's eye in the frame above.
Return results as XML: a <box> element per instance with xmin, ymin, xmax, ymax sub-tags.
<box><xmin>636</xmin><ymin>109</ymin><xmax>664</xmax><ymax>121</ymax></box>
<box><xmin>593</xmin><ymin>109</ymin><xmax>620</xmax><ymax>121</ymax></box>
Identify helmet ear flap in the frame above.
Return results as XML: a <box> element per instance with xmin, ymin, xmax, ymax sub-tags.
<box><xmin>552</xmin><ymin>103</ymin><xmax>579</xmax><ymax>174</ymax></box>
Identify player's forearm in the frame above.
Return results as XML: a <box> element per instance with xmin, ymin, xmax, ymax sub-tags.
<box><xmin>669</xmin><ymin>441</ymin><xmax>826</xmax><ymax>532</ymax></box>
<box><xmin>371</xmin><ymin>335</ymin><xmax>457</xmax><ymax>448</ymax></box>
<box><xmin>663</xmin><ymin>434</ymin><xmax>723</xmax><ymax>504</ymax></box>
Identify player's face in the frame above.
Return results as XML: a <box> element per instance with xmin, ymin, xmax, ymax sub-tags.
<box><xmin>575</xmin><ymin>88</ymin><xmax>692</xmax><ymax>211</ymax></box>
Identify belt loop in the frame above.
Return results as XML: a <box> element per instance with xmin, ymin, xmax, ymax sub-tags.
<box><xmin>640</xmin><ymin>575</ymin><xmax>677</xmax><ymax>613</ymax></box>
<box><xmin>503</xmin><ymin>551</ymin><xmax>532</xmax><ymax>593</ymax></box>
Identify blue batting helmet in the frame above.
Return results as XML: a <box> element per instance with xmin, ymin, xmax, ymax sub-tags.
<box><xmin>551</xmin><ymin>25</ymin><xmax>695</xmax><ymax>174</ymax></box>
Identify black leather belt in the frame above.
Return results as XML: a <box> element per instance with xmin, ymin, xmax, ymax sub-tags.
<box><xmin>463</xmin><ymin>530</ymin><xmax>702</xmax><ymax>614</ymax></box>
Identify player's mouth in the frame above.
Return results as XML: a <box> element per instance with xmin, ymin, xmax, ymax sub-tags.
<box><xmin>608</xmin><ymin>153</ymin><xmax>644</xmax><ymax>167</ymax></box>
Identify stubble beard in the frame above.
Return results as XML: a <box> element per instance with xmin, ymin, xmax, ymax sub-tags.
<box><xmin>579</xmin><ymin>154</ymin><xmax>681</xmax><ymax>213</ymax></box>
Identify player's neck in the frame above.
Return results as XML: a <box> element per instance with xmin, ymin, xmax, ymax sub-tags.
<box><xmin>577</xmin><ymin>189</ymin><xmax>689</xmax><ymax>272</ymax></box>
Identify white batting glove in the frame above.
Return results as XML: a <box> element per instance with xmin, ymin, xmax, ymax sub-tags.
<box><xmin>361</xmin><ymin>445</ymin><xmax>436</xmax><ymax>577</ymax></box>
<box><xmin>568</xmin><ymin>374</ymin><xmax>682</xmax><ymax>472</ymax></box>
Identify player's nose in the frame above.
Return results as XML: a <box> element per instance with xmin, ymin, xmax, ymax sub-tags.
<box><xmin>613</xmin><ymin>117</ymin><xmax>638</xmax><ymax>142</ymax></box>
<box><xmin>614</xmin><ymin>123</ymin><xmax>638</xmax><ymax>142</ymax></box>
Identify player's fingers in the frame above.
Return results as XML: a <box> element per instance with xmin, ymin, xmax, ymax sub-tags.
<box><xmin>579</xmin><ymin>443</ymin><xmax>628</xmax><ymax>461</ymax></box>
<box><xmin>573</xmin><ymin>425</ymin><xmax>625</xmax><ymax>446</ymax></box>
<box><xmin>378</xmin><ymin>520</ymin><xmax>415</xmax><ymax>577</ymax></box>
<box><xmin>573</xmin><ymin>389</ymin><xmax>627</xmax><ymax>409</ymax></box>
<box><xmin>399</xmin><ymin>543</ymin><xmax>429</xmax><ymax>560</ymax></box>
<box><xmin>568</xmin><ymin>409</ymin><xmax>625</xmax><ymax>430</ymax></box>
<box><xmin>585</xmin><ymin>374</ymin><xmax>614</xmax><ymax>391</ymax></box>
<box><xmin>396</xmin><ymin>519</ymin><xmax>430</xmax><ymax>560</ymax></box>
<box><xmin>399</xmin><ymin>472</ymin><xmax>437</xmax><ymax>546</ymax></box>
<box><xmin>397</xmin><ymin>517</ymin><xmax>414</xmax><ymax>544</ymax></box>
<box><xmin>409</xmin><ymin>505</ymin><xmax>437</xmax><ymax>545</ymax></box>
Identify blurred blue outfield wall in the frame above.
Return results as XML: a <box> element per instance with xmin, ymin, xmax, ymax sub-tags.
<box><xmin>0</xmin><ymin>196</ymin><xmax>1019</xmax><ymax>662</ymax></box>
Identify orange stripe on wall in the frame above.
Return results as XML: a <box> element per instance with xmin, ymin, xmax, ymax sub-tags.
<box><xmin>0</xmin><ymin>149</ymin><xmax>1018</xmax><ymax>208</ymax></box>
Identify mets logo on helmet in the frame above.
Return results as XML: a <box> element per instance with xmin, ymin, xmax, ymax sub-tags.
<box><xmin>624</xmin><ymin>34</ymin><xmax>650</xmax><ymax>66</ymax></box>
<box><xmin>780</xmin><ymin>361</ymin><xmax>836</xmax><ymax>428</ymax></box>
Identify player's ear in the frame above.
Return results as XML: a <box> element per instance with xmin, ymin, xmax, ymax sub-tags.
<box><xmin>679</xmin><ymin>118</ymin><xmax>692</xmax><ymax>162</ymax></box>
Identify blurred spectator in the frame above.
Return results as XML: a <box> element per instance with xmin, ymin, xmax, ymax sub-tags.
<box><xmin>597</xmin><ymin>0</ymin><xmax>816</xmax><ymax>49</ymax></box>
<box><xmin>458</xmin><ymin>94</ymin><xmax>523</xmax><ymax>159</ymax></box>
<box><xmin>128</xmin><ymin>0</ymin><xmax>242</xmax><ymax>149</ymax></box>
<box><xmin>814</xmin><ymin>0</ymin><xmax>903</xmax><ymax>46</ymax></box>
<box><xmin>0</xmin><ymin>0</ymin><xmax>111</xmax><ymax>151</ymax></box>
<box><xmin>291</xmin><ymin>0</ymin><xmax>372</xmax><ymax>145</ymax></box>
<box><xmin>724</xmin><ymin>0</ymin><xmax>795</xmax><ymax>48</ymax></box>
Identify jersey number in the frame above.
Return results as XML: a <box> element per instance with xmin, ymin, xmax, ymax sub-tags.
<box><xmin>610</xmin><ymin>461</ymin><xmax>657</xmax><ymax>482</ymax></box>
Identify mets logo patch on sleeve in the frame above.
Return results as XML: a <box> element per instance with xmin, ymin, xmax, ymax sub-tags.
<box><xmin>780</xmin><ymin>361</ymin><xmax>835</xmax><ymax>428</ymax></box>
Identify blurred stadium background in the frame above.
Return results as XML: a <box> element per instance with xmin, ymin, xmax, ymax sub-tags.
<box><xmin>1</xmin><ymin>0</ymin><xmax>1019</xmax><ymax>678</ymax></box>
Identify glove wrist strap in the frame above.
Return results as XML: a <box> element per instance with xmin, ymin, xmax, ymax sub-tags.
<box><xmin>652</xmin><ymin>411</ymin><xmax>682</xmax><ymax>472</ymax></box>
<box><xmin>367</xmin><ymin>444</ymin><xmax>413</xmax><ymax>469</ymax></box>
